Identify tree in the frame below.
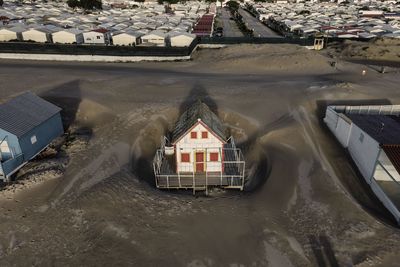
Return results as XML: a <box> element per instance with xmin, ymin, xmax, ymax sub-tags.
<box><xmin>67</xmin><ymin>0</ymin><xmax>102</xmax><ymax>10</ymax></box>
<box><xmin>67</xmin><ymin>0</ymin><xmax>79</xmax><ymax>8</ymax></box>
<box><xmin>81</xmin><ymin>0</ymin><xmax>102</xmax><ymax>10</ymax></box>
<box><xmin>0</xmin><ymin>0</ymin><xmax>3</xmax><ymax>7</ymax></box>
<box><xmin>226</xmin><ymin>0</ymin><xmax>239</xmax><ymax>11</ymax></box>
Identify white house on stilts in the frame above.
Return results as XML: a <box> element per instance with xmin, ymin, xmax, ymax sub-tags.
<box><xmin>153</xmin><ymin>101</ymin><xmax>245</xmax><ymax>194</ymax></box>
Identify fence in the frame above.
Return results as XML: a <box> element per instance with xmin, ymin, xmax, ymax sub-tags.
<box><xmin>0</xmin><ymin>40</ymin><xmax>199</xmax><ymax>57</ymax></box>
<box><xmin>0</xmin><ymin>36</ymin><xmax>337</xmax><ymax>58</ymax></box>
<box><xmin>199</xmin><ymin>36</ymin><xmax>315</xmax><ymax>46</ymax></box>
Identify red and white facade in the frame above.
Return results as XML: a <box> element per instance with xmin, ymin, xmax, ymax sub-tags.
<box><xmin>173</xmin><ymin>119</ymin><xmax>225</xmax><ymax>173</ymax></box>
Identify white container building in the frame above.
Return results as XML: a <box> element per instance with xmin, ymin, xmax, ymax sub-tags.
<box><xmin>324</xmin><ymin>105</ymin><xmax>400</xmax><ymax>224</ymax></box>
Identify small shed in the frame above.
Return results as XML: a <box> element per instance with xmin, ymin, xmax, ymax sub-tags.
<box><xmin>0</xmin><ymin>92</ymin><xmax>64</xmax><ymax>181</ymax></box>
<box><xmin>83</xmin><ymin>29</ymin><xmax>111</xmax><ymax>45</ymax></box>
<box><xmin>141</xmin><ymin>30</ymin><xmax>166</xmax><ymax>46</ymax></box>
<box><xmin>0</xmin><ymin>27</ymin><xmax>22</xmax><ymax>42</ymax></box>
<box><xmin>52</xmin><ymin>28</ymin><xmax>84</xmax><ymax>44</ymax></box>
<box><xmin>112</xmin><ymin>31</ymin><xmax>143</xmax><ymax>46</ymax></box>
<box><xmin>21</xmin><ymin>28</ymin><xmax>53</xmax><ymax>43</ymax></box>
<box><xmin>0</xmin><ymin>26</ymin><xmax>25</xmax><ymax>41</ymax></box>
<box><xmin>168</xmin><ymin>31</ymin><xmax>196</xmax><ymax>47</ymax></box>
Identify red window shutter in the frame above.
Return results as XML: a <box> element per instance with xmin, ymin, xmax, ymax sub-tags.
<box><xmin>181</xmin><ymin>153</ymin><xmax>190</xmax><ymax>162</ymax></box>
<box><xmin>210</xmin><ymin>152</ymin><xmax>219</xmax><ymax>162</ymax></box>
<box><xmin>190</xmin><ymin>132</ymin><xmax>197</xmax><ymax>139</ymax></box>
<box><xmin>202</xmin><ymin>131</ymin><xmax>208</xmax><ymax>138</ymax></box>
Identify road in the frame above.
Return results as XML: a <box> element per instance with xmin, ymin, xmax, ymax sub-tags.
<box><xmin>238</xmin><ymin>8</ymin><xmax>281</xmax><ymax>37</ymax></box>
<box><xmin>217</xmin><ymin>7</ymin><xmax>243</xmax><ymax>37</ymax></box>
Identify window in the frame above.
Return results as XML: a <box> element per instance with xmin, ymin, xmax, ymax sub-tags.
<box><xmin>201</xmin><ymin>131</ymin><xmax>208</xmax><ymax>139</ymax></box>
<box><xmin>181</xmin><ymin>153</ymin><xmax>190</xmax><ymax>162</ymax></box>
<box><xmin>31</xmin><ymin>135</ymin><xmax>37</xmax><ymax>144</ymax></box>
<box><xmin>190</xmin><ymin>132</ymin><xmax>197</xmax><ymax>139</ymax></box>
<box><xmin>210</xmin><ymin>152</ymin><xmax>219</xmax><ymax>162</ymax></box>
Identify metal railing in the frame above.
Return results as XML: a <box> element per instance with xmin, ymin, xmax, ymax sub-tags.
<box><xmin>329</xmin><ymin>105</ymin><xmax>400</xmax><ymax>116</ymax></box>
<box><xmin>153</xmin><ymin>137</ymin><xmax>245</xmax><ymax>192</ymax></box>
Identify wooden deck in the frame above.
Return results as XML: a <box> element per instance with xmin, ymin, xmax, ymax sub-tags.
<box><xmin>153</xmin><ymin>142</ymin><xmax>245</xmax><ymax>192</ymax></box>
<box><xmin>156</xmin><ymin>173</ymin><xmax>243</xmax><ymax>188</ymax></box>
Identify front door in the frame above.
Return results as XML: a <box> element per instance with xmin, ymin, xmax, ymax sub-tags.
<box><xmin>195</xmin><ymin>152</ymin><xmax>204</xmax><ymax>173</ymax></box>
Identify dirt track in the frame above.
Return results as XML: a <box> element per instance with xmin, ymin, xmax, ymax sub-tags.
<box><xmin>0</xmin><ymin>44</ymin><xmax>400</xmax><ymax>266</ymax></box>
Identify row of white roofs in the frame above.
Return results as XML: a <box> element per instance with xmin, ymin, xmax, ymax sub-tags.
<box><xmin>0</xmin><ymin>26</ymin><xmax>197</xmax><ymax>46</ymax></box>
<box><xmin>0</xmin><ymin>1</ymin><xmax>214</xmax><ymax>34</ymax></box>
<box><xmin>247</xmin><ymin>1</ymin><xmax>400</xmax><ymax>38</ymax></box>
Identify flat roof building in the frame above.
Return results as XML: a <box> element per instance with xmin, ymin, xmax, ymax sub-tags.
<box><xmin>324</xmin><ymin>105</ymin><xmax>400</xmax><ymax>224</ymax></box>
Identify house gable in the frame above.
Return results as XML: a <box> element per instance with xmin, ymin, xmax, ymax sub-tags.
<box><xmin>173</xmin><ymin>119</ymin><xmax>226</xmax><ymax>145</ymax></box>
<box><xmin>175</xmin><ymin>120</ymin><xmax>225</xmax><ymax>147</ymax></box>
<box><xmin>171</xmin><ymin>101</ymin><xmax>226</xmax><ymax>144</ymax></box>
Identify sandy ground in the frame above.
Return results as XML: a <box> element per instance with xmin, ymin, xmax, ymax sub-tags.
<box><xmin>326</xmin><ymin>38</ymin><xmax>400</xmax><ymax>65</ymax></box>
<box><xmin>0</xmin><ymin>44</ymin><xmax>400</xmax><ymax>266</ymax></box>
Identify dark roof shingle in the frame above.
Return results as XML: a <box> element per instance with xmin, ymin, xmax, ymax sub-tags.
<box><xmin>172</xmin><ymin>101</ymin><xmax>226</xmax><ymax>143</ymax></box>
<box><xmin>0</xmin><ymin>92</ymin><xmax>61</xmax><ymax>137</ymax></box>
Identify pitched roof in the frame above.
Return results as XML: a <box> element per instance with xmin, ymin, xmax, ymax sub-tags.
<box><xmin>0</xmin><ymin>92</ymin><xmax>61</xmax><ymax>137</ymax></box>
<box><xmin>346</xmin><ymin>114</ymin><xmax>400</xmax><ymax>145</ymax></box>
<box><xmin>172</xmin><ymin>101</ymin><xmax>226</xmax><ymax>143</ymax></box>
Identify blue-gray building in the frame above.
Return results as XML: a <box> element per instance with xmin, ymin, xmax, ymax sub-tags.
<box><xmin>0</xmin><ymin>92</ymin><xmax>63</xmax><ymax>181</ymax></box>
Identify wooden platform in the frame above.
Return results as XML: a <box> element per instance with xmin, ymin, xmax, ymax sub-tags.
<box><xmin>156</xmin><ymin>173</ymin><xmax>243</xmax><ymax>188</ymax></box>
<box><xmin>153</xmin><ymin>140</ymin><xmax>245</xmax><ymax>192</ymax></box>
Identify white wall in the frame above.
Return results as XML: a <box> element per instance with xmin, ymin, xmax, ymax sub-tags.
<box><xmin>113</xmin><ymin>34</ymin><xmax>137</xmax><ymax>46</ymax></box>
<box><xmin>53</xmin><ymin>32</ymin><xmax>83</xmax><ymax>44</ymax></box>
<box><xmin>175</xmin><ymin>122</ymin><xmax>224</xmax><ymax>173</ymax></box>
<box><xmin>324</xmin><ymin>107</ymin><xmax>339</xmax><ymax>133</ymax></box>
<box><xmin>0</xmin><ymin>30</ymin><xmax>18</xmax><ymax>41</ymax></box>
<box><xmin>141</xmin><ymin>35</ymin><xmax>165</xmax><ymax>46</ymax></box>
<box><xmin>347</xmin><ymin>124</ymin><xmax>380</xmax><ymax>183</ymax></box>
<box><xmin>0</xmin><ymin>53</ymin><xmax>191</xmax><ymax>62</ymax></box>
<box><xmin>336</xmin><ymin>115</ymin><xmax>352</xmax><ymax>147</ymax></box>
<box><xmin>170</xmin><ymin>35</ymin><xmax>194</xmax><ymax>47</ymax></box>
<box><xmin>83</xmin><ymin>32</ymin><xmax>107</xmax><ymax>44</ymax></box>
<box><xmin>324</xmin><ymin>108</ymin><xmax>352</xmax><ymax>147</ymax></box>
<box><xmin>374</xmin><ymin>151</ymin><xmax>400</xmax><ymax>182</ymax></box>
<box><xmin>22</xmin><ymin>30</ymin><xmax>49</xmax><ymax>43</ymax></box>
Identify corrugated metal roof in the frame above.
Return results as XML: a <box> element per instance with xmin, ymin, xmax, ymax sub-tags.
<box><xmin>0</xmin><ymin>92</ymin><xmax>61</xmax><ymax>137</ymax></box>
<box><xmin>382</xmin><ymin>145</ymin><xmax>400</xmax><ymax>175</ymax></box>
<box><xmin>346</xmin><ymin>114</ymin><xmax>400</xmax><ymax>145</ymax></box>
<box><xmin>172</xmin><ymin>100</ymin><xmax>226</xmax><ymax>143</ymax></box>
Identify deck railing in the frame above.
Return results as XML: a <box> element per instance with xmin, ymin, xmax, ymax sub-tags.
<box><xmin>153</xmin><ymin>136</ymin><xmax>246</xmax><ymax>193</ymax></box>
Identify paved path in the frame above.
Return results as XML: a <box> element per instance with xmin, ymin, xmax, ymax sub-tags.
<box><xmin>238</xmin><ymin>8</ymin><xmax>281</xmax><ymax>37</ymax></box>
<box><xmin>218</xmin><ymin>7</ymin><xmax>243</xmax><ymax>37</ymax></box>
